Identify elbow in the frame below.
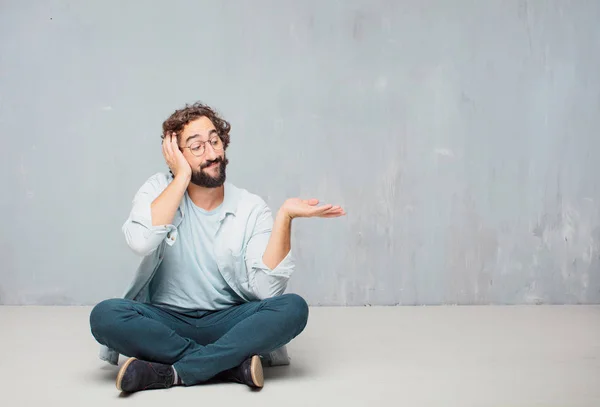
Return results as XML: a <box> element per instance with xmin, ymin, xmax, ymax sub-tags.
<box><xmin>252</xmin><ymin>270</ymin><xmax>290</xmax><ymax>300</ymax></box>
<box><xmin>127</xmin><ymin>239</ymin><xmax>157</xmax><ymax>257</ymax></box>
<box><xmin>123</xmin><ymin>227</ymin><xmax>160</xmax><ymax>257</ymax></box>
<box><xmin>254</xmin><ymin>286</ymin><xmax>287</xmax><ymax>301</ymax></box>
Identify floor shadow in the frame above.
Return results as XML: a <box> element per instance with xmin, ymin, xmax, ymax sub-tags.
<box><xmin>263</xmin><ymin>364</ymin><xmax>310</xmax><ymax>381</ymax></box>
<box><xmin>116</xmin><ymin>380</ymin><xmax>252</xmax><ymax>397</ymax></box>
<box><xmin>84</xmin><ymin>364</ymin><xmax>119</xmax><ymax>384</ymax></box>
<box><xmin>118</xmin><ymin>391</ymin><xmax>133</xmax><ymax>398</ymax></box>
<box><xmin>87</xmin><ymin>360</ymin><xmax>309</xmax><ymax>394</ymax></box>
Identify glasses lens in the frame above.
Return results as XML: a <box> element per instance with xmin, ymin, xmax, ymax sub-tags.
<box><xmin>211</xmin><ymin>136</ymin><xmax>223</xmax><ymax>151</ymax></box>
<box><xmin>189</xmin><ymin>143</ymin><xmax>204</xmax><ymax>156</ymax></box>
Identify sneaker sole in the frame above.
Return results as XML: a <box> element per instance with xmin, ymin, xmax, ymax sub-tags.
<box><xmin>116</xmin><ymin>357</ymin><xmax>137</xmax><ymax>391</ymax></box>
<box><xmin>250</xmin><ymin>355</ymin><xmax>264</xmax><ymax>388</ymax></box>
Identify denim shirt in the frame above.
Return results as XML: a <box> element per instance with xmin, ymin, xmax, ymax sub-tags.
<box><xmin>98</xmin><ymin>172</ymin><xmax>295</xmax><ymax>366</ymax></box>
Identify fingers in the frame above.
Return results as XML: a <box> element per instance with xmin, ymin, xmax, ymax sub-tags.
<box><xmin>171</xmin><ymin>132</ymin><xmax>179</xmax><ymax>154</ymax></box>
<box><xmin>311</xmin><ymin>204</ymin><xmax>333</xmax><ymax>215</ymax></box>
<box><xmin>163</xmin><ymin>133</ymin><xmax>177</xmax><ymax>172</ymax></box>
<box><xmin>171</xmin><ymin>133</ymin><xmax>179</xmax><ymax>156</ymax></box>
<box><xmin>319</xmin><ymin>205</ymin><xmax>346</xmax><ymax>218</ymax></box>
<box><xmin>164</xmin><ymin>133</ymin><xmax>172</xmax><ymax>157</ymax></box>
<box><xmin>292</xmin><ymin>198</ymin><xmax>346</xmax><ymax>218</ymax></box>
<box><xmin>321</xmin><ymin>213</ymin><xmax>345</xmax><ymax>218</ymax></box>
<box><xmin>162</xmin><ymin>135</ymin><xmax>168</xmax><ymax>159</ymax></box>
<box><xmin>321</xmin><ymin>212</ymin><xmax>345</xmax><ymax>218</ymax></box>
<box><xmin>307</xmin><ymin>203</ymin><xmax>344</xmax><ymax>215</ymax></box>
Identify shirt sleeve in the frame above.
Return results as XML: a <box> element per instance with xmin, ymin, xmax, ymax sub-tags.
<box><xmin>245</xmin><ymin>203</ymin><xmax>295</xmax><ymax>299</ymax></box>
<box><xmin>122</xmin><ymin>174</ymin><xmax>177</xmax><ymax>257</ymax></box>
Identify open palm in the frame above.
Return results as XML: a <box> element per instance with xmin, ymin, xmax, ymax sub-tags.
<box><xmin>283</xmin><ymin>198</ymin><xmax>346</xmax><ymax>219</ymax></box>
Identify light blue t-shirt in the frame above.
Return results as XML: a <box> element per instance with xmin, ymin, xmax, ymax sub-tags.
<box><xmin>149</xmin><ymin>192</ymin><xmax>243</xmax><ymax>311</ymax></box>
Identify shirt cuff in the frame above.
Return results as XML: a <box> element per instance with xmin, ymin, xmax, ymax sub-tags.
<box><xmin>252</xmin><ymin>249</ymin><xmax>295</xmax><ymax>278</ymax></box>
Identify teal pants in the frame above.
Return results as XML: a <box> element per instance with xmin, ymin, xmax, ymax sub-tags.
<box><xmin>89</xmin><ymin>294</ymin><xmax>309</xmax><ymax>385</ymax></box>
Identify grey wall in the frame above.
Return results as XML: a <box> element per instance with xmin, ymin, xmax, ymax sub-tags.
<box><xmin>1</xmin><ymin>0</ymin><xmax>599</xmax><ymax>305</ymax></box>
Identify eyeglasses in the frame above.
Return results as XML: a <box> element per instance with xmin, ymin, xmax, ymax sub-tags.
<box><xmin>180</xmin><ymin>135</ymin><xmax>224</xmax><ymax>157</ymax></box>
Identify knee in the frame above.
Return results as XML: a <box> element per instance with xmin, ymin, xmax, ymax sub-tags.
<box><xmin>281</xmin><ymin>293</ymin><xmax>309</xmax><ymax>330</ymax></box>
<box><xmin>89</xmin><ymin>298</ymin><xmax>127</xmax><ymax>341</ymax></box>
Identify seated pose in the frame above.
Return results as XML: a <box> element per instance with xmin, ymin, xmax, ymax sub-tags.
<box><xmin>89</xmin><ymin>102</ymin><xmax>345</xmax><ymax>393</ymax></box>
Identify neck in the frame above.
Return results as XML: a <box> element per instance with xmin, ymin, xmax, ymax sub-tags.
<box><xmin>187</xmin><ymin>183</ymin><xmax>225</xmax><ymax>211</ymax></box>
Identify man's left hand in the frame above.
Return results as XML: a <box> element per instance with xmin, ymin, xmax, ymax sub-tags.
<box><xmin>281</xmin><ymin>198</ymin><xmax>346</xmax><ymax>219</ymax></box>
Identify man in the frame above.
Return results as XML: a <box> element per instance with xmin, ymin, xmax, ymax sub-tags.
<box><xmin>89</xmin><ymin>102</ymin><xmax>345</xmax><ymax>393</ymax></box>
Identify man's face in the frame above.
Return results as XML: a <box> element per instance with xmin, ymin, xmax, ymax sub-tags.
<box><xmin>179</xmin><ymin>116</ymin><xmax>228</xmax><ymax>188</ymax></box>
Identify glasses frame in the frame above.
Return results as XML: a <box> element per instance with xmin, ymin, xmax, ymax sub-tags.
<box><xmin>180</xmin><ymin>135</ymin><xmax>224</xmax><ymax>157</ymax></box>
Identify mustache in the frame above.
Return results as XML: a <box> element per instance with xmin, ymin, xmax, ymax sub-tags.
<box><xmin>200</xmin><ymin>157</ymin><xmax>225</xmax><ymax>169</ymax></box>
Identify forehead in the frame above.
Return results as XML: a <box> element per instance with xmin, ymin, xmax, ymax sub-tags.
<box><xmin>181</xmin><ymin>116</ymin><xmax>216</xmax><ymax>137</ymax></box>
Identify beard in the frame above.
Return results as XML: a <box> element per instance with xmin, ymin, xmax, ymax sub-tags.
<box><xmin>190</xmin><ymin>155</ymin><xmax>228</xmax><ymax>188</ymax></box>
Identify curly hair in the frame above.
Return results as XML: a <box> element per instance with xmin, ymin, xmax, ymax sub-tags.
<box><xmin>161</xmin><ymin>102</ymin><xmax>231</xmax><ymax>150</ymax></box>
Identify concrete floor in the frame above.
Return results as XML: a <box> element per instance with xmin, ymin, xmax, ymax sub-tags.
<box><xmin>1</xmin><ymin>305</ymin><xmax>599</xmax><ymax>407</ymax></box>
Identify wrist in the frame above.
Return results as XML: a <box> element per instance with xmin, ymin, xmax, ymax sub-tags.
<box><xmin>175</xmin><ymin>171</ymin><xmax>191</xmax><ymax>184</ymax></box>
<box><xmin>277</xmin><ymin>207</ymin><xmax>293</xmax><ymax>222</ymax></box>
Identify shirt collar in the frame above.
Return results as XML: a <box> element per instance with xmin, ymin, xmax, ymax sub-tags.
<box><xmin>221</xmin><ymin>182</ymin><xmax>239</xmax><ymax>219</ymax></box>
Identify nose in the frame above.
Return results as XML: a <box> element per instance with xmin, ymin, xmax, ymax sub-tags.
<box><xmin>203</xmin><ymin>142</ymin><xmax>219</xmax><ymax>161</ymax></box>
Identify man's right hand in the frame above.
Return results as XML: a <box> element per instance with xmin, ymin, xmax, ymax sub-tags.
<box><xmin>150</xmin><ymin>133</ymin><xmax>192</xmax><ymax>226</ymax></box>
<box><xmin>162</xmin><ymin>132</ymin><xmax>192</xmax><ymax>180</ymax></box>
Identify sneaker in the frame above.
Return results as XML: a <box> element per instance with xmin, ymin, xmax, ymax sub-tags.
<box><xmin>116</xmin><ymin>357</ymin><xmax>176</xmax><ymax>393</ymax></box>
<box><xmin>218</xmin><ymin>355</ymin><xmax>264</xmax><ymax>388</ymax></box>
